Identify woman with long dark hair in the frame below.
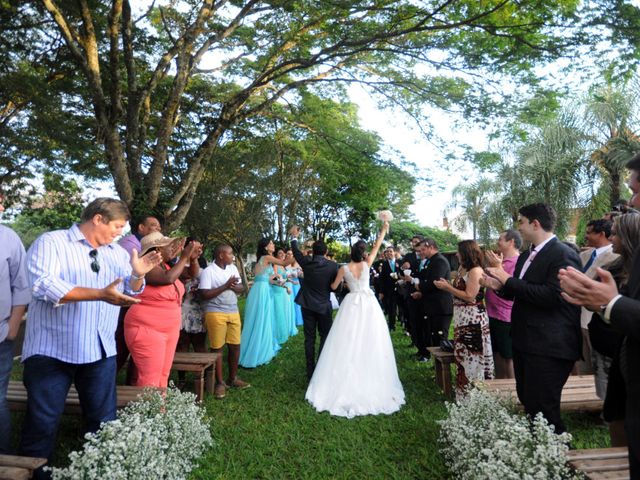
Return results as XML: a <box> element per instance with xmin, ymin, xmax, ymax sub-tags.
<box><xmin>305</xmin><ymin>222</ymin><xmax>405</xmax><ymax>418</ymax></box>
<box><xmin>239</xmin><ymin>238</ymin><xmax>294</xmax><ymax>368</ymax></box>
<box><xmin>434</xmin><ymin>240</ymin><xmax>494</xmax><ymax>396</ymax></box>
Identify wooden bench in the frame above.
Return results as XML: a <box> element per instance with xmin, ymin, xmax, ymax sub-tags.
<box><xmin>426</xmin><ymin>346</ymin><xmax>455</xmax><ymax>398</ymax></box>
<box><xmin>7</xmin><ymin>381</ymin><xmax>148</xmax><ymax>414</ymax></box>
<box><xmin>171</xmin><ymin>352</ymin><xmax>217</xmax><ymax>402</ymax></box>
<box><xmin>0</xmin><ymin>454</ymin><xmax>46</xmax><ymax>480</ymax></box>
<box><xmin>483</xmin><ymin>375</ymin><xmax>603</xmax><ymax>412</ymax></box>
<box><xmin>566</xmin><ymin>447</ymin><xmax>630</xmax><ymax>479</ymax></box>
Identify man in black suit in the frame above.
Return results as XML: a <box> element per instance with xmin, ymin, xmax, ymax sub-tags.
<box><xmin>559</xmin><ymin>154</ymin><xmax>640</xmax><ymax>477</ymax></box>
<box><xmin>289</xmin><ymin>226</ymin><xmax>339</xmax><ymax>380</ymax></box>
<box><xmin>483</xmin><ymin>203</ymin><xmax>581</xmax><ymax>434</ymax></box>
<box><xmin>377</xmin><ymin>247</ymin><xmax>401</xmax><ymax>330</ymax></box>
<box><xmin>418</xmin><ymin>239</ymin><xmax>453</xmax><ymax>352</ymax></box>
<box><xmin>401</xmin><ymin>235</ymin><xmax>424</xmax><ymax>349</ymax></box>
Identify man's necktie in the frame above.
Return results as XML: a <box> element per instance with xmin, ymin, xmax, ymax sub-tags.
<box><xmin>583</xmin><ymin>249</ymin><xmax>597</xmax><ymax>273</ymax></box>
<box><xmin>519</xmin><ymin>248</ymin><xmax>538</xmax><ymax>279</ymax></box>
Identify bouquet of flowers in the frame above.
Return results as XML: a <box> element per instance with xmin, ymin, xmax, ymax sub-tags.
<box><xmin>270</xmin><ymin>274</ymin><xmax>287</xmax><ymax>287</ymax></box>
<box><xmin>377</xmin><ymin>210</ymin><xmax>394</xmax><ymax>222</ymax></box>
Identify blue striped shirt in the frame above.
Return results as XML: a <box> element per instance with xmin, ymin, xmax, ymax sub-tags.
<box><xmin>22</xmin><ymin>224</ymin><xmax>144</xmax><ymax>364</ymax></box>
<box><xmin>0</xmin><ymin>225</ymin><xmax>32</xmax><ymax>343</ymax></box>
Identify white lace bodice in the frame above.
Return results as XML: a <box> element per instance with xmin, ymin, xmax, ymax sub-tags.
<box><xmin>342</xmin><ymin>262</ymin><xmax>371</xmax><ymax>293</ymax></box>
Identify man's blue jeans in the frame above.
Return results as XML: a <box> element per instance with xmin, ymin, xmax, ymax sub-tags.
<box><xmin>0</xmin><ymin>338</ymin><xmax>15</xmax><ymax>454</ymax></box>
<box><xmin>20</xmin><ymin>354</ymin><xmax>117</xmax><ymax>480</ymax></box>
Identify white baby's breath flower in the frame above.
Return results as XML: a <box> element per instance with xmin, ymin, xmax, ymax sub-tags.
<box><xmin>437</xmin><ymin>389</ymin><xmax>580</xmax><ymax>480</ymax></box>
<box><xmin>51</xmin><ymin>386</ymin><xmax>213</xmax><ymax>480</ymax></box>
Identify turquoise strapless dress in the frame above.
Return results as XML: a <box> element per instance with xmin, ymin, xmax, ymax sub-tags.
<box><xmin>284</xmin><ymin>278</ymin><xmax>298</xmax><ymax>336</ymax></box>
<box><xmin>289</xmin><ymin>268</ymin><xmax>304</xmax><ymax>327</ymax></box>
<box><xmin>271</xmin><ymin>271</ymin><xmax>294</xmax><ymax>343</ymax></box>
<box><xmin>239</xmin><ymin>266</ymin><xmax>280</xmax><ymax>368</ymax></box>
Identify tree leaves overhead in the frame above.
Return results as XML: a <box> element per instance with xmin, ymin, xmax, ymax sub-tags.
<box><xmin>0</xmin><ymin>0</ymin><xmax>594</xmax><ymax>229</ymax></box>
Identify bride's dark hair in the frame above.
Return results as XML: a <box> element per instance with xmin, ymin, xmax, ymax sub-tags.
<box><xmin>350</xmin><ymin>240</ymin><xmax>367</xmax><ymax>262</ymax></box>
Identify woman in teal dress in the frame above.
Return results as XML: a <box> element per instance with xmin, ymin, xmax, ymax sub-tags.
<box><xmin>286</xmin><ymin>250</ymin><xmax>304</xmax><ymax>327</ymax></box>
<box><xmin>272</xmin><ymin>248</ymin><xmax>297</xmax><ymax>343</ymax></box>
<box><xmin>239</xmin><ymin>239</ymin><xmax>294</xmax><ymax>368</ymax></box>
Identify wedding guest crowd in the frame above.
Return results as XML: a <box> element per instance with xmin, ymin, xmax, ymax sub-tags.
<box><xmin>5</xmin><ymin>151</ymin><xmax>640</xmax><ymax>479</ymax></box>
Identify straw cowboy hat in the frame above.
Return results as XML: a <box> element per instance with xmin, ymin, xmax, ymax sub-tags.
<box><xmin>139</xmin><ymin>231</ymin><xmax>183</xmax><ymax>256</ymax></box>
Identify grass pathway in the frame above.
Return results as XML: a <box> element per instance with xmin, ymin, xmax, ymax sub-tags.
<box><xmin>192</xmin><ymin>329</ymin><xmax>448</xmax><ymax>479</ymax></box>
<box><xmin>190</xmin><ymin>328</ymin><xmax>609</xmax><ymax>479</ymax></box>
<box><xmin>9</xmin><ymin>325</ymin><xmax>609</xmax><ymax>478</ymax></box>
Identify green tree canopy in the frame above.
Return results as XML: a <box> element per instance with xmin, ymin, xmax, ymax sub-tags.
<box><xmin>1</xmin><ymin>0</ymin><xmax>597</xmax><ymax>229</ymax></box>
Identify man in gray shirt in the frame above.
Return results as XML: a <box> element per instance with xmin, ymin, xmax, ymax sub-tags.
<box><xmin>0</xmin><ymin>196</ymin><xmax>31</xmax><ymax>453</ymax></box>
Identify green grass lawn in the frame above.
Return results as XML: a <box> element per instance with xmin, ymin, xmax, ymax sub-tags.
<box><xmin>9</xmin><ymin>322</ymin><xmax>610</xmax><ymax>479</ymax></box>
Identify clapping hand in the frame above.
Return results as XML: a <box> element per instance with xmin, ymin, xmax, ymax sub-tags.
<box><xmin>130</xmin><ymin>248</ymin><xmax>163</xmax><ymax>278</ymax></box>
<box><xmin>189</xmin><ymin>241</ymin><xmax>203</xmax><ymax>260</ymax></box>
<box><xmin>558</xmin><ymin>266</ymin><xmax>619</xmax><ymax>311</ymax></box>
<box><xmin>433</xmin><ymin>278</ymin><xmax>450</xmax><ymax>291</ymax></box>
<box><xmin>480</xmin><ymin>273</ymin><xmax>502</xmax><ymax>291</ymax></box>
<box><xmin>484</xmin><ymin>250</ymin><xmax>503</xmax><ymax>268</ymax></box>
<box><xmin>485</xmin><ymin>266</ymin><xmax>511</xmax><ymax>285</ymax></box>
<box><xmin>100</xmin><ymin>278</ymin><xmax>141</xmax><ymax>306</ymax></box>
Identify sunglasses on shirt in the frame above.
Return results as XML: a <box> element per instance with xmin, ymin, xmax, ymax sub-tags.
<box><xmin>89</xmin><ymin>249</ymin><xmax>100</xmax><ymax>274</ymax></box>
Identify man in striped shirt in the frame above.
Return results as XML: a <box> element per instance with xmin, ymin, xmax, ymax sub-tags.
<box><xmin>19</xmin><ymin>198</ymin><xmax>162</xmax><ymax>479</ymax></box>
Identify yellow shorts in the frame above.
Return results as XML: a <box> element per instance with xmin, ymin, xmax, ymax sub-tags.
<box><xmin>205</xmin><ymin>312</ymin><xmax>241</xmax><ymax>349</ymax></box>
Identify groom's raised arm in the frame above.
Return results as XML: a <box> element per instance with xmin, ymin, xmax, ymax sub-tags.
<box><xmin>290</xmin><ymin>238</ymin><xmax>308</xmax><ymax>266</ymax></box>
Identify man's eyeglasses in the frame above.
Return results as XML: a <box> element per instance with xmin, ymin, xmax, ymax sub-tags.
<box><xmin>89</xmin><ymin>249</ymin><xmax>100</xmax><ymax>274</ymax></box>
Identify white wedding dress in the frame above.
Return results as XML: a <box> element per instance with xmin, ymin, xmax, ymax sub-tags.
<box><xmin>305</xmin><ymin>263</ymin><xmax>405</xmax><ymax>418</ymax></box>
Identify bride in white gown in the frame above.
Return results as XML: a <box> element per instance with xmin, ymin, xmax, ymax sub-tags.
<box><xmin>305</xmin><ymin>221</ymin><xmax>405</xmax><ymax>418</ymax></box>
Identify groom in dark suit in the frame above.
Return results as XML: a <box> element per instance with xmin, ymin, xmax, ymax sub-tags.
<box><xmin>289</xmin><ymin>226</ymin><xmax>339</xmax><ymax>380</ymax></box>
<box><xmin>484</xmin><ymin>203</ymin><xmax>581</xmax><ymax>434</ymax></box>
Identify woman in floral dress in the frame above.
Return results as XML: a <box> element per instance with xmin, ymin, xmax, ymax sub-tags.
<box><xmin>434</xmin><ymin>240</ymin><xmax>494</xmax><ymax>397</ymax></box>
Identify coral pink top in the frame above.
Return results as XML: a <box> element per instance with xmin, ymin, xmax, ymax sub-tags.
<box><xmin>124</xmin><ymin>264</ymin><xmax>186</xmax><ymax>330</ymax></box>
<box><xmin>484</xmin><ymin>255</ymin><xmax>518</xmax><ymax>323</ymax></box>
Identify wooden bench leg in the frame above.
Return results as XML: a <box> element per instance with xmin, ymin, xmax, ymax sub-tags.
<box><xmin>204</xmin><ymin>362</ymin><xmax>215</xmax><ymax>397</ymax></box>
<box><xmin>434</xmin><ymin>359</ymin><xmax>444</xmax><ymax>390</ymax></box>
<box><xmin>442</xmin><ymin>363</ymin><xmax>453</xmax><ymax>398</ymax></box>
<box><xmin>193</xmin><ymin>370</ymin><xmax>205</xmax><ymax>403</ymax></box>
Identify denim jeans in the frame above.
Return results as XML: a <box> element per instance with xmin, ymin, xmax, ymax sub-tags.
<box><xmin>20</xmin><ymin>354</ymin><xmax>117</xmax><ymax>480</ymax></box>
<box><xmin>0</xmin><ymin>338</ymin><xmax>14</xmax><ymax>454</ymax></box>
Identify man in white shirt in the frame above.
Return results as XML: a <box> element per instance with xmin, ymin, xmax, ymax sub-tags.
<box><xmin>199</xmin><ymin>244</ymin><xmax>248</xmax><ymax>399</ymax></box>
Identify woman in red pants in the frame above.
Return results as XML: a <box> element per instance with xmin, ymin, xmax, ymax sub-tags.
<box><xmin>125</xmin><ymin>232</ymin><xmax>202</xmax><ymax>387</ymax></box>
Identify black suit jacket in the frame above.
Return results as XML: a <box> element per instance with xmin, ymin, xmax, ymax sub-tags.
<box><xmin>609</xmin><ymin>250</ymin><xmax>640</xmax><ymax>421</ymax></box>
<box><xmin>403</xmin><ymin>251</ymin><xmax>420</xmax><ymax>272</ymax></box>
<box><xmin>377</xmin><ymin>259</ymin><xmax>401</xmax><ymax>295</ymax></box>
<box><xmin>502</xmin><ymin>237</ymin><xmax>582</xmax><ymax>361</ymax></box>
<box><xmin>291</xmin><ymin>239</ymin><xmax>339</xmax><ymax>315</ymax></box>
<box><xmin>419</xmin><ymin>252</ymin><xmax>454</xmax><ymax>316</ymax></box>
